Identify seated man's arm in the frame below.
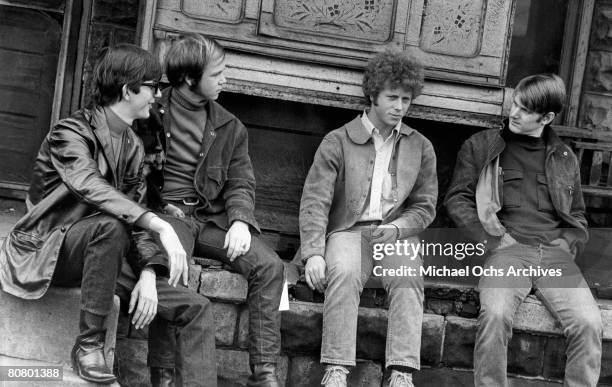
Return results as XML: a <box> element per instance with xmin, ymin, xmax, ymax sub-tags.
<box><xmin>300</xmin><ymin>136</ymin><xmax>342</xmax><ymax>292</ymax></box>
<box><xmin>389</xmin><ymin>138</ymin><xmax>438</xmax><ymax>238</ymax></box>
<box><xmin>222</xmin><ymin>120</ymin><xmax>259</xmax><ymax>231</ymax></box>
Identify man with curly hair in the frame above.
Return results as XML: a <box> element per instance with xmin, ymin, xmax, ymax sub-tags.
<box><xmin>299</xmin><ymin>50</ymin><xmax>438</xmax><ymax>387</ymax></box>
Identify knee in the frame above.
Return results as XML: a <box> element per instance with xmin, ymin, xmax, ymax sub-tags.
<box><xmin>327</xmin><ymin>263</ymin><xmax>361</xmax><ymax>291</ymax></box>
<box><xmin>478</xmin><ymin>303</ymin><xmax>513</xmax><ymax>332</ymax></box>
<box><xmin>252</xmin><ymin>247</ymin><xmax>284</xmax><ymax>281</ymax></box>
<box><xmin>179</xmin><ymin>291</ymin><xmax>214</xmax><ymax>324</ymax></box>
<box><xmin>96</xmin><ymin>215</ymin><xmax>130</xmax><ymax>245</ymax></box>
<box><xmin>570</xmin><ymin>310</ymin><xmax>602</xmax><ymax>338</ymax></box>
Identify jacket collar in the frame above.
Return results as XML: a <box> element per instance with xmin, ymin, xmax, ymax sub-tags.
<box><xmin>89</xmin><ymin>106</ymin><xmax>118</xmax><ymax>182</ymax></box>
<box><xmin>345</xmin><ymin>115</ymin><xmax>414</xmax><ymax>144</ymax></box>
<box><xmin>158</xmin><ymin>87</ymin><xmax>234</xmax><ymax>130</ymax></box>
<box><xmin>498</xmin><ymin>118</ymin><xmax>566</xmax><ymax>155</ymax></box>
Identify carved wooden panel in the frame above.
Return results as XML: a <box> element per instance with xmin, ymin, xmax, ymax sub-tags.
<box><xmin>148</xmin><ymin>0</ymin><xmax>516</xmax><ymax>86</ymax></box>
<box><xmin>270</xmin><ymin>0</ymin><xmax>396</xmax><ymax>42</ymax></box>
<box><xmin>180</xmin><ymin>0</ymin><xmax>245</xmax><ymax>23</ymax></box>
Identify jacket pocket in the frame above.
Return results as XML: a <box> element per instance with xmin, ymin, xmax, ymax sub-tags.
<box><xmin>502</xmin><ymin>169</ymin><xmax>522</xmax><ymax>208</ymax></box>
<box><xmin>203</xmin><ymin>167</ymin><xmax>226</xmax><ymax>199</ymax></box>
<box><xmin>8</xmin><ymin>230</ymin><xmax>44</xmax><ymax>255</ymax></box>
<box><xmin>536</xmin><ymin>173</ymin><xmax>555</xmax><ymax>212</ymax></box>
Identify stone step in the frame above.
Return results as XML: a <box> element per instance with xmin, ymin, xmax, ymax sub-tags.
<box><xmin>0</xmin><ymin>355</ymin><xmax>120</xmax><ymax>386</ymax></box>
<box><xmin>0</xmin><ymin>287</ymin><xmax>119</xmax><ymax>367</ymax></box>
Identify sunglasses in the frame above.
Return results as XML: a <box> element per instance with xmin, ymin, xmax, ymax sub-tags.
<box><xmin>141</xmin><ymin>80</ymin><xmax>161</xmax><ymax>94</ymax></box>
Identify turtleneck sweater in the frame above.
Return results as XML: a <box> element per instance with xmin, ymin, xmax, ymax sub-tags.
<box><xmin>162</xmin><ymin>88</ymin><xmax>208</xmax><ymax>201</ymax></box>
<box><xmin>498</xmin><ymin>127</ymin><xmax>562</xmax><ymax>245</ymax></box>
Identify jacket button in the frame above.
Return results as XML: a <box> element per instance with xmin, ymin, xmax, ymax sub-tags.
<box><xmin>199</xmin><ymin>152</ymin><xmax>204</xmax><ymax>157</ymax></box>
<box><xmin>122</xmin><ymin>214</ymin><xmax>128</xmax><ymax>219</ymax></box>
<box><xmin>166</xmin><ymin>133</ymin><xmax>171</xmax><ymax>138</ymax></box>
<box><xmin>210</xmin><ymin>131</ymin><xmax>215</xmax><ymax>136</ymax></box>
<box><xmin>160</xmin><ymin>109</ymin><xmax>165</xmax><ymax>114</ymax></box>
<box><xmin>563</xmin><ymin>151</ymin><xmax>568</xmax><ymax>156</ymax></box>
<box><xmin>60</xmin><ymin>227</ymin><xmax>66</xmax><ymax>232</ymax></box>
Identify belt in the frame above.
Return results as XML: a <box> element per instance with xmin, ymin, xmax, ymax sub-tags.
<box><xmin>166</xmin><ymin>197</ymin><xmax>200</xmax><ymax>206</ymax></box>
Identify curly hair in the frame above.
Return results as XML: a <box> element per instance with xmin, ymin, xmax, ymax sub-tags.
<box><xmin>362</xmin><ymin>50</ymin><xmax>424</xmax><ymax>102</ymax></box>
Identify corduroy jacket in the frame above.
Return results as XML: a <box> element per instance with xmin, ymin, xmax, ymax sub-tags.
<box><xmin>299</xmin><ymin>116</ymin><xmax>438</xmax><ymax>262</ymax></box>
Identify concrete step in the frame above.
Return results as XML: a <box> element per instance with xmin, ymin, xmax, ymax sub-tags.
<box><xmin>0</xmin><ymin>287</ymin><xmax>119</xmax><ymax>367</ymax></box>
<box><xmin>0</xmin><ymin>355</ymin><xmax>120</xmax><ymax>386</ymax></box>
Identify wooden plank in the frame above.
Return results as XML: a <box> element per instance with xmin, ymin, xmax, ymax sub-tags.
<box><xmin>607</xmin><ymin>151</ymin><xmax>612</xmax><ymax>188</ymax></box>
<box><xmin>51</xmin><ymin>0</ymin><xmax>73</xmax><ymax>124</ymax></box>
<box><xmin>572</xmin><ymin>141</ymin><xmax>612</xmax><ymax>153</ymax></box>
<box><xmin>0</xmin><ymin>0</ymin><xmax>63</xmax><ymax>13</ymax></box>
<box><xmin>553</xmin><ymin>125</ymin><xmax>612</xmax><ymax>142</ymax></box>
<box><xmin>590</xmin><ymin>150</ymin><xmax>603</xmax><ymax>186</ymax></box>
<box><xmin>565</xmin><ymin>0</ymin><xmax>596</xmax><ymax>126</ymax></box>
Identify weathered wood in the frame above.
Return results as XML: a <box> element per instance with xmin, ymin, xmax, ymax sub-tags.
<box><xmin>590</xmin><ymin>150</ymin><xmax>603</xmax><ymax>186</ymax></box>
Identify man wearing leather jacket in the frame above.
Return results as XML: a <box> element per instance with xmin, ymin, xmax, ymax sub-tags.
<box><xmin>137</xmin><ymin>34</ymin><xmax>284</xmax><ymax>387</ymax></box>
<box><xmin>445</xmin><ymin>74</ymin><xmax>603</xmax><ymax>387</ymax></box>
<box><xmin>0</xmin><ymin>44</ymin><xmax>216</xmax><ymax>385</ymax></box>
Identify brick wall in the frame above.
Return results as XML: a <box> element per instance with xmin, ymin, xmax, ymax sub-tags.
<box><xmin>579</xmin><ymin>0</ymin><xmax>612</xmax><ymax>131</ymax></box>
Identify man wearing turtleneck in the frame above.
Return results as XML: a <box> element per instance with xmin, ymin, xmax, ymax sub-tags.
<box><xmin>445</xmin><ymin>74</ymin><xmax>602</xmax><ymax>387</ymax></box>
<box><xmin>139</xmin><ymin>34</ymin><xmax>284</xmax><ymax>387</ymax></box>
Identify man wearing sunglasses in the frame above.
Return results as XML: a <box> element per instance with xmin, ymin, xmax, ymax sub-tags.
<box><xmin>0</xmin><ymin>44</ymin><xmax>216</xmax><ymax>385</ymax></box>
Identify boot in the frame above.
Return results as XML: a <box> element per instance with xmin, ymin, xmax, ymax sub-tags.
<box><xmin>70</xmin><ymin>311</ymin><xmax>116</xmax><ymax>384</ymax></box>
<box><xmin>151</xmin><ymin>367</ymin><xmax>175</xmax><ymax>387</ymax></box>
<box><xmin>246</xmin><ymin>362</ymin><xmax>280</xmax><ymax>387</ymax></box>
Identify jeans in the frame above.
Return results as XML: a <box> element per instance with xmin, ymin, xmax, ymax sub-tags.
<box><xmin>52</xmin><ymin>214</ymin><xmax>128</xmax><ymax>316</ymax></box>
<box><xmin>159</xmin><ymin>211</ymin><xmax>284</xmax><ymax>365</ymax></box>
<box><xmin>474</xmin><ymin>243</ymin><xmax>602</xmax><ymax>387</ymax></box>
<box><xmin>321</xmin><ymin>227</ymin><xmax>424</xmax><ymax>369</ymax></box>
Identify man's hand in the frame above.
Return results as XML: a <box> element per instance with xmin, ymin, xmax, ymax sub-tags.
<box><xmin>129</xmin><ymin>269</ymin><xmax>158</xmax><ymax>330</ymax></box>
<box><xmin>164</xmin><ymin>203</ymin><xmax>185</xmax><ymax>218</ymax></box>
<box><xmin>148</xmin><ymin>216</ymin><xmax>188</xmax><ymax>287</ymax></box>
<box><xmin>498</xmin><ymin>232</ymin><xmax>518</xmax><ymax>250</ymax></box>
<box><xmin>371</xmin><ymin>224</ymin><xmax>399</xmax><ymax>245</ymax></box>
<box><xmin>305</xmin><ymin>255</ymin><xmax>326</xmax><ymax>293</ymax></box>
<box><xmin>224</xmin><ymin>220</ymin><xmax>251</xmax><ymax>261</ymax></box>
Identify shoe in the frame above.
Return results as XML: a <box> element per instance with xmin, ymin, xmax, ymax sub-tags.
<box><xmin>321</xmin><ymin>365</ymin><xmax>349</xmax><ymax>387</ymax></box>
<box><xmin>151</xmin><ymin>367</ymin><xmax>175</xmax><ymax>387</ymax></box>
<box><xmin>71</xmin><ymin>311</ymin><xmax>116</xmax><ymax>384</ymax></box>
<box><xmin>389</xmin><ymin>369</ymin><xmax>414</xmax><ymax>387</ymax></box>
<box><xmin>247</xmin><ymin>362</ymin><xmax>280</xmax><ymax>387</ymax></box>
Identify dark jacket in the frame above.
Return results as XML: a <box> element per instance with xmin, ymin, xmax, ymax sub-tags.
<box><xmin>299</xmin><ymin>116</ymin><xmax>438</xmax><ymax>261</ymax></box>
<box><xmin>444</xmin><ymin>124</ymin><xmax>588</xmax><ymax>254</ymax></box>
<box><xmin>135</xmin><ymin>87</ymin><xmax>259</xmax><ymax>232</ymax></box>
<box><xmin>0</xmin><ymin>107</ymin><xmax>167</xmax><ymax>299</ymax></box>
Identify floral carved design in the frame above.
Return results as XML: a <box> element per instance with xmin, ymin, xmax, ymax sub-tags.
<box><xmin>419</xmin><ymin>0</ymin><xmax>485</xmax><ymax>57</ymax></box>
<box><xmin>181</xmin><ymin>0</ymin><xmax>244</xmax><ymax>23</ymax></box>
<box><xmin>273</xmin><ymin>0</ymin><xmax>395</xmax><ymax>42</ymax></box>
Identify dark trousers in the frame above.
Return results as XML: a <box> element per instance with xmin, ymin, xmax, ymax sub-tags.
<box><xmin>155</xmin><ymin>213</ymin><xmax>284</xmax><ymax>365</ymax></box>
<box><xmin>116</xmin><ymin>267</ymin><xmax>218</xmax><ymax>387</ymax></box>
<box><xmin>51</xmin><ymin>214</ymin><xmax>128</xmax><ymax>316</ymax></box>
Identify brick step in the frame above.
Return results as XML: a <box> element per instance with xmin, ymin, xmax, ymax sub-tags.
<box><xmin>0</xmin><ymin>288</ymin><xmax>119</xmax><ymax>367</ymax></box>
<box><xmin>0</xmin><ymin>355</ymin><xmax>120</xmax><ymax>386</ymax></box>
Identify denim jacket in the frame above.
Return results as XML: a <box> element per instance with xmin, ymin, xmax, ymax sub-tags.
<box><xmin>135</xmin><ymin>88</ymin><xmax>260</xmax><ymax>232</ymax></box>
<box><xmin>299</xmin><ymin>116</ymin><xmax>438</xmax><ymax>261</ymax></box>
<box><xmin>444</xmin><ymin>124</ymin><xmax>588</xmax><ymax>254</ymax></box>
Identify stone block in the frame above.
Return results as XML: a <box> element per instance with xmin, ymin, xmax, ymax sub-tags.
<box><xmin>412</xmin><ymin>367</ymin><xmax>474</xmax><ymax>386</ymax></box>
<box><xmin>442</xmin><ymin>316</ymin><xmax>477</xmax><ymax>368</ymax></box>
<box><xmin>600</xmin><ymin>341</ymin><xmax>612</xmax><ymax>385</ymax></box>
<box><xmin>513</xmin><ymin>295</ymin><xmax>561</xmax><ymax>335</ymax></box>
<box><xmin>421</xmin><ymin>314</ymin><xmax>445</xmax><ymax>365</ymax></box>
<box><xmin>115</xmin><ymin>337</ymin><xmax>149</xmax><ymax>387</ymax></box>
<box><xmin>427</xmin><ymin>298</ymin><xmax>454</xmax><ymax>315</ymax></box>
<box><xmin>213</xmin><ymin>302</ymin><xmax>239</xmax><ymax>347</ymax></box>
<box><xmin>356</xmin><ymin>307</ymin><xmax>387</xmax><ymax>360</ymax></box>
<box><xmin>578</xmin><ymin>93</ymin><xmax>612</xmax><ymax>132</ymax></box>
<box><xmin>585</xmin><ymin>51</ymin><xmax>612</xmax><ymax>92</ymax></box>
<box><xmin>281</xmin><ymin>301</ymin><xmax>323</xmax><ymax>354</ymax></box>
<box><xmin>217</xmin><ymin>349</ymin><xmax>251</xmax><ymax>386</ymax></box>
<box><xmin>188</xmin><ymin>263</ymin><xmax>202</xmax><ymax>292</ymax></box>
<box><xmin>200</xmin><ymin>269</ymin><xmax>248</xmax><ymax>303</ymax></box>
<box><xmin>507</xmin><ymin>332</ymin><xmax>546</xmax><ymax>376</ymax></box>
<box><xmin>237</xmin><ymin>306</ymin><xmax>249</xmax><ymax>349</ymax></box>
<box><xmin>194</xmin><ymin>257</ymin><xmax>224</xmax><ymax>269</ymax></box>
<box><xmin>542</xmin><ymin>336</ymin><xmax>565</xmax><ymax>380</ymax></box>
<box><xmin>288</xmin><ymin>356</ymin><xmax>381</xmax><ymax>387</ymax></box>
<box><xmin>0</xmin><ymin>355</ymin><xmax>120</xmax><ymax>387</ymax></box>
<box><xmin>0</xmin><ymin>288</ymin><xmax>119</xmax><ymax>367</ymax></box>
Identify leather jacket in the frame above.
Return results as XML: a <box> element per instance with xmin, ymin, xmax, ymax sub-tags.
<box><xmin>135</xmin><ymin>87</ymin><xmax>260</xmax><ymax>232</ymax></box>
<box><xmin>0</xmin><ymin>107</ymin><xmax>167</xmax><ymax>299</ymax></box>
<box><xmin>444</xmin><ymin>124</ymin><xmax>588</xmax><ymax>254</ymax></box>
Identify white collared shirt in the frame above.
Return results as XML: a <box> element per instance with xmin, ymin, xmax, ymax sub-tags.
<box><xmin>359</xmin><ymin>111</ymin><xmax>400</xmax><ymax>221</ymax></box>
